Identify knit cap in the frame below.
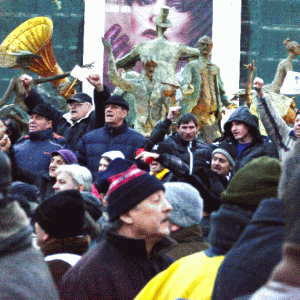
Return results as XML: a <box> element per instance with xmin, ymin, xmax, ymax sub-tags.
<box><xmin>107</xmin><ymin>162</ymin><xmax>164</xmax><ymax>221</ymax></box>
<box><xmin>164</xmin><ymin>182</ymin><xmax>203</xmax><ymax>228</ymax></box>
<box><xmin>33</xmin><ymin>189</ymin><xmax>85</xmax><ymax>238</ymax></box>
<box><xmin>221</xmin><ymin>157</ymin><xmax>281</xmax><ymax>209</ymax></box>
<box><xmin>95</xmin><ymin>158</ymin><xmax>135</xmax><ymax>194</ymax></box>
<box><xmin>212</xmin><ymin>143</ymin><xmax>236</xmax><ymax>167</ymax></box>
<box><xmin>51</xmin><ymin>149</ymin><xmax>78</xmax><ymax>164</ymax></box>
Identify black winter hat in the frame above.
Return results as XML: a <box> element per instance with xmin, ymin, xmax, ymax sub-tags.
<box><xmin>107</xmin><ymin>163</ymin><xmax>165</xmax><ymax>221</ymax></box>
<box><xmin>151</xmin><ymin>142</ymin><xmax>173</xmax><ymax>155</ymax></box>
<box><xmin>33</xmin><ymin>189</ymin><xmax>85</xmax><ymax>238</ymax></box>
<box><xmin>104</xmin><ymin>95</ymin><xmax>129</xmax><ymax>111</ymax></box>
<box><xmin>10</xmin><ymin>181</ymin><xmax>40</xmax><ymax>218</ymax></box>
<box><xmin>67</xmin><ymin>92</ymin><xmax>93</xmax><ymax>104</ymax></box>
<box><xmin>28</xmin><ymin>103</ymin><xmax>53</xmax><ymax>121</ymax></box>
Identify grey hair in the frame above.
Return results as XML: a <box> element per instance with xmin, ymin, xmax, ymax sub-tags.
<box><xmin>56</xmin><ymin>164</ymin><xmax>93</xmax><ymax>192</ymax></box>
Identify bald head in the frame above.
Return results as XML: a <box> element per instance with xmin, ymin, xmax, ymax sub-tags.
<box><xmin>253</xmin><ymin>77</ymin><xmax>265</xmax><ymax>97</ymax></box>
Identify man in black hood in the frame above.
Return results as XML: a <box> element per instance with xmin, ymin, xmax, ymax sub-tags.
<box><xmin>212</xmin><ymin>106</ymin><xmax>278</xmax><ymax>174</ymax></box>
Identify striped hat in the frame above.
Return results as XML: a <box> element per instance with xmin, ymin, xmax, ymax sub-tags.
<box><xmin>107</xmin><ymin>164</ymin><xmax>164</xmax><ymax>221</ymax></box>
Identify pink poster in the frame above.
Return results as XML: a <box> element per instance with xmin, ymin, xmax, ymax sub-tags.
<box><xmin>103</xmin><ymin>0</ymin><xmax>213</xmax><ymax>91</ymax></box>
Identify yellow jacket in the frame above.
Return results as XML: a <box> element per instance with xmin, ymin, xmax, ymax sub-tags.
<box><xmin>134</xmin><ymin>251</ymin><xmax>225</xmax><ymax>300</ymax></box>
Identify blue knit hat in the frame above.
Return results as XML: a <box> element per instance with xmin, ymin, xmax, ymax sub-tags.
<box><xmin>107</xmin><ymin>162</ymin><xmax>164</xmax><ymax>221</ymax></box>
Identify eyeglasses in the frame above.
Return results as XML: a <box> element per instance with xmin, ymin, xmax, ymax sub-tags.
<box><xmin>68</xmin><ymin>102</ymin><xmax>84</xmax><ymax>108</ymax></box>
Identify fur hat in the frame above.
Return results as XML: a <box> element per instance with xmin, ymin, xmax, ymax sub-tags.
<box><xmin>221</xmin><ymin>157</ymin><xmax>281</xmax><ymax>209</ymax></box>
<box><xmin>33</xmin><ymin>189</ymin><xmax>85</xmax><ymax>238</ymax></box>
<box><xmin>107</xmin><ymin>163</ymin><xmax>165</xmax><ymax>221</ymax></box>
<box><xmin>164</xmin><ymin>182</ymin><xmax>203</xmax><ymax>228</ymax></box>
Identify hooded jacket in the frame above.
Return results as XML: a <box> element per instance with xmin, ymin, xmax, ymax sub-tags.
<box><xmin>212</xmin><ymin>106</ymin><xmax>278</xmax><ymax>173</ymax></box>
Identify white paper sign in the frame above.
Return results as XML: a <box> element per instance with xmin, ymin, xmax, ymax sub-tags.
<box><xmin>280</xmin><ymin>70</ymin><xmax>300</xmax><ymax>95</ymax></box>
<box><xmin>70</xmin><ymin>65</ymin><xmax>93</xmax><ymax>83</ymax></box>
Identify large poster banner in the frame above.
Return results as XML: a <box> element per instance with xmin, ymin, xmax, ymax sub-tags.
<box><xmin>103</xmin><ymin>0</ymin><xmax>213</xmax><ymax>91</ymax></box>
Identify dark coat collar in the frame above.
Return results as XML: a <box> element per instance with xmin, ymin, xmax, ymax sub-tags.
<box><xmin>106</xmin><ymin>230</ymin><xmax>173</xmax><ymax>260</ymax></box>
<box><xmin>28</xmin><ymin>128</ymin><xmax>54</xmax><ymax>140</ymax></box>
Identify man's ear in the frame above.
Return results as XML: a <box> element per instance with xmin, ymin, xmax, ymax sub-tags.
<box><xmin>47</xmin><ymin>120</ymin><xmax>52</xmax><ymax>129</ymax></box>
<box><xmin>77</xmin><ymin>184</ymin><xmax>85</xmax><ymax>192</ymax></box>
<box><xmin>122</xmin><ymin>109</ymin><xmax>128</xmax><ymax>118</ymax></box>
<box><xmin>43</xmin><ymin>232</ymin><xmax>51</xmax><ymax>242</ymax></box>
<box><xmin>119</xmin><ymin>212</ymin><xmax>134</xmax><ymax>225</ymax></box>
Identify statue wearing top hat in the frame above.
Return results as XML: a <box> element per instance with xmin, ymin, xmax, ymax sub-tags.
<box><xmin>115</xmin><ymin>6</ymin><xmax>200</xmax><ymax>92</ymax></box>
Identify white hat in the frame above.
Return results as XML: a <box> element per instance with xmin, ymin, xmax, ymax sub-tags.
<box><xmin>101</xmin><ymin>151</ymin><xmax>125</xmax><ymax>161</ymax></box>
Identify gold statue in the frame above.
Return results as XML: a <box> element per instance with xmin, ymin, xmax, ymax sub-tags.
<box><xmin>103</xmin><ymin>38</ymin><xmax>170</xmax><ymax>135</ymax></box>
<box><xmin>115</xmin><ymin>6</ymin><xmax>199</xmax><ymax>93</ymax></box>
<box><xmin>180</xmin><ymin>36</ymin><xmax>232</xmax><ymax>144</ymax></box>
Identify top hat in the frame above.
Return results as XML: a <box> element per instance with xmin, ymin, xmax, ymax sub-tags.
<box><xmin>153</xmin><ymin>7</ymin><xmax>172</xmax><ymax>28</ymax></box>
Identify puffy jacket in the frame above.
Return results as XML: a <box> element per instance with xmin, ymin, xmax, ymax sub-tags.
<box><xmin>212</xmin><ymin>106</ymin><xmax>279</xmax><ymax>173</ymax></box>
<box><xmin>146</xmin><ymin>118</ymin><xmax>212</xmax><ymax>174</ymax></box>
<box><xmin>77</xmin><ymin>122</ymin><xmax>147</xmax><ymax>179</ymax></box>
<box><xmin>13</xmin><ymin>128</ymin><xmax>65</xmax><ymax>174</ymax></box>
<box><xmin>24</xmin><ymin>87</ymin><xmax>110</xmax><ymax>152</ymax></box>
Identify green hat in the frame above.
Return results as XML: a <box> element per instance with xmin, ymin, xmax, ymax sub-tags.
<box><xmin>221</xmin><ymin>157</ymin><xmax>282</xmax><ymax>209</ymax></box>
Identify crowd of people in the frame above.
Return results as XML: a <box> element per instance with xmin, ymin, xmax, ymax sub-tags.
<box><xmin>1</xmin><ymin>12</ymin><xmax>300</xmax><ymax>300</ymax></box>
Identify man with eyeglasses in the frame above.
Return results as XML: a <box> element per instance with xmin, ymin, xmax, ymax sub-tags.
<box><xmin>20</xmin><ymin>73</ymin><xmax>110</xmax><ymax>152</ymax></box>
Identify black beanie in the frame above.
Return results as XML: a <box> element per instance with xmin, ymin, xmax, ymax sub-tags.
<box><xmin>33</xmin><ymin>189</ymin><xmax>85</xmax><ymax>238</ymax></box>
<box><xmin>221</xmin><ymin>157</ymin><xmax>281</xmax><ymax>209</ymax></box>
<box><xmin>107</xmin><ymin>164</ymin><xmax>165</xmax><ymax>221</ymax></box>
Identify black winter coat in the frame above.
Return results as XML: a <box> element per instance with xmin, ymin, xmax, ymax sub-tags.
<box><xmin>146</xmin><ymin>118</ymin><xmax>212</xmax><ymax>173</ymax></box>
<box><xmin>212</xmin><ymin>106</ymin><xmax>279</xmax><ymax>174</ymax></box>
<box><xmin>24</xmin><ymin>87</ymin><xmax>110</xmax><ymax>152</ymax></box>
<box><xmin>59</xmin><ymin>231</ymin><xmax>173</xmax><ymax>300</ymax></box>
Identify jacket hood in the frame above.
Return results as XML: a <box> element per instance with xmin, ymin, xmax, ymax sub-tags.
<box><xmin>223</xmin><ymin>106</ymin><xmax>261</xmax><ymax>141</ymax></box>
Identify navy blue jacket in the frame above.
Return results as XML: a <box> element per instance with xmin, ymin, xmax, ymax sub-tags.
<box><xmin>77</xmin><ymin>122</ymin><xmax>147</xmax><ymax>179</ymax></box>
<box><xmin>13</xmin><ymin>128</ymin><xmax>65</xmax><ymax>174</ymax></box>
<box><xmin>212</xmin><ymin>198</ymin><xmax>286</xmax><ymax>300</ymax></box>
